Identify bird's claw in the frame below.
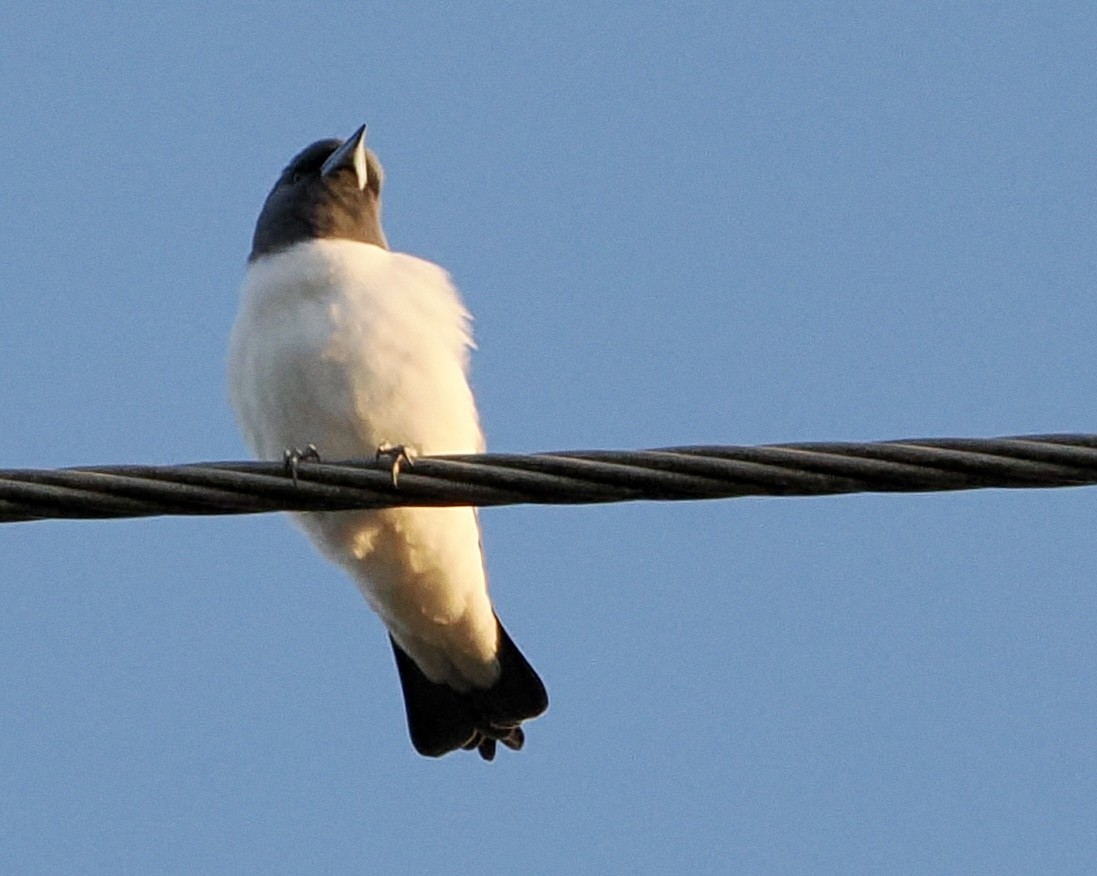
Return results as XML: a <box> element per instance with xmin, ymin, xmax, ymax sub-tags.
<box><xmin>375</xmin><ymin>444</ymin><xmax>416</xmax><ymax>488</ymax></box>
<box><xmin>283</xmin><ymin>444</ymin><xmax>321</xmax><ymax>486</ymax></box>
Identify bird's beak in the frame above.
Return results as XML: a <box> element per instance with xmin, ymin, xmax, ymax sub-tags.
<box><xmin>321</xmin><ymin>124</ymin><xmax>369</xmax><ymax>191</ymax></box>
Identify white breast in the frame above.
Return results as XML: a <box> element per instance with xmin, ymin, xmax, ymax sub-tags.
<box><xmin>227</xmin><ymin>239</ymin><xmax>498</xmax><ymax>689</ymax></box>
<box><xmin>228</xmin><ymin>238</ymin><xmax>484</xmax><ymax>461</ymax></box>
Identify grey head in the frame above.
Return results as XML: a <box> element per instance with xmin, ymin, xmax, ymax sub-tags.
<box><xmin>249</xmin><ymin>125</ymin><xmax>387</xmax><ymax>261</ymax></box>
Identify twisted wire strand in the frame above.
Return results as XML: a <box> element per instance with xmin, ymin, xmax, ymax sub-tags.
<box><xmin>2</xmin><ymin>433</ymin><xmax>1097</xmax><ymax>524</ymax></box>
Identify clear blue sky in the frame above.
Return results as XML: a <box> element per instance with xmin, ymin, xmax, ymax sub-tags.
<box><xmin>2</xmin><ymin>3</ymin><xmax>1096</xmax><ymax>872</ymax></box>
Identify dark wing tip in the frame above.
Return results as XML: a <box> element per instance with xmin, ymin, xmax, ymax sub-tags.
<box><xmin>388</xmin><ymin>620</ymin><xmax>547</xmax><ymax>761</ymax></box>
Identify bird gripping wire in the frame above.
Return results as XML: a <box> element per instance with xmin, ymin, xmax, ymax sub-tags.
<box><xmin>2</xmin><ymin>433</ymin><xmax>1097</xmax><ymax>525</ymax></box>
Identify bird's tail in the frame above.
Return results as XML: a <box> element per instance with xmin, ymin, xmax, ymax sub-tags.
<box><xmin>389</xmin><ymin>619</ymin><xmax>548</xmax><ymax>761</ymax></box>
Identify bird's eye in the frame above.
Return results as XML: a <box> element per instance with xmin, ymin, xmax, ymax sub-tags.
<box><xmin>288</xmin><ymin>170</ymin><xmax>302</xmax><ymax>185</ymax></box>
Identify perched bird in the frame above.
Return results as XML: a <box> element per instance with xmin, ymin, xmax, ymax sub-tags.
<box><xmin>227</xmin><ymin>126</ymin><xmax>547</xmax><ymax>760</ymax></box>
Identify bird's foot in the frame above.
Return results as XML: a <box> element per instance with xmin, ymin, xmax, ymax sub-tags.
<box><xmin>283</xmin><ymin>443</ymin><xmax>321</xmax><ymax>486</ymax></box>
<box><xmin>375</xmin><ymin>443</ymin><xmax>416</xmax><ymax>488</ymax></box>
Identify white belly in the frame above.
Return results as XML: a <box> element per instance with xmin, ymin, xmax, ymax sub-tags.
<box><xmin>227</xmin><ymin>238</ymin><xmax>499</xmax><ymax>688</ymax></box>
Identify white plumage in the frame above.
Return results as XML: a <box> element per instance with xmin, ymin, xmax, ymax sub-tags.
<box><xmin>228</xmin><ymin>238</ymin><xmax>500</xmax><ymax>690</ymax></box>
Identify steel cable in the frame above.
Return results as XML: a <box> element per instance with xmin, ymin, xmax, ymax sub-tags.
<box><xmin>2</xmin><ymin>433</ymin><xmax>1097</xmax><ymax>524</ymax></box>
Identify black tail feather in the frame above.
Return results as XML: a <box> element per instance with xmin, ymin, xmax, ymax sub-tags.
<box><xmin>389</xmin><ymin>620</ymin><xmax>548</xmax><ymax>760</ymax></box>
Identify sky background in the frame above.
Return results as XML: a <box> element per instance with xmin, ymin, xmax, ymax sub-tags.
<box><xmin>2</xmin><ymin>3</ymin><xmax>1096</xmax><ymax>873</ymax></box>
